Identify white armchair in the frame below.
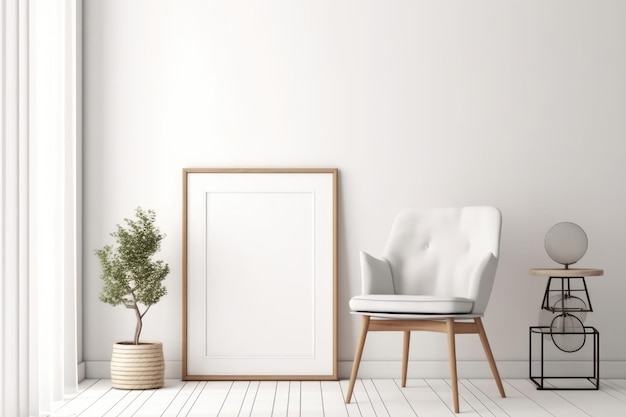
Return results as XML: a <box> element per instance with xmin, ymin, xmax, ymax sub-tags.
<box><xmin>345</xmin><ymin>206</ymin><xmax>506</xmax><ymax>413</ymax></box>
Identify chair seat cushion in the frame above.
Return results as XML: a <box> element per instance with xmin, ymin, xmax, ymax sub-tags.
<box><xmin>349</xmin><ymin>294</ymin><xmax>474</xmax><ymax>315</ymax></box>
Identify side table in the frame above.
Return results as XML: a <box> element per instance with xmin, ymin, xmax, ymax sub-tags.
<box><xmin>529</xmin><ymin>268</ymin><xmax>603</xmax><ymax>390</ymax></box>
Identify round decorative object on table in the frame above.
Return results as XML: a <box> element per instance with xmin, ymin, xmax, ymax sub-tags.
<box><xmin>550</xmin><ymin>313</ymin><xmax>586</xmax><ymax>353</ymax></box>
<box><xmin>538</xmin><ymin>294</ymin><xmax>588</xmax><ymax>337</ymax></box>
<box><xmin>551</xmin><ymin>294</ymin><xmax>588</xmax><ymax>319</ymax></box>
<box><xmin>544</xmin><ymin>222</ymin><xmax>588</xmax><ymax>267</ymax></box>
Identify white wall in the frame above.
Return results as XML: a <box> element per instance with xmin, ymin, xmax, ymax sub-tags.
<box><xmin>83</xmin><ymin>0</ymin><xmax>626</xmax><ymax>378</ymax></box>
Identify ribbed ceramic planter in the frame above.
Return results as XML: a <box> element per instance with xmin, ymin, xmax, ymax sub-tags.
<box><xmin>110</xmin><ymin>341</ymin><xmax>164</xmax><ymax>389</ymax></box>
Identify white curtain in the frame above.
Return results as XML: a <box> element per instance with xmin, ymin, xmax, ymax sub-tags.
<box><xmin>1</xmin><ymin>1</ymin><xmax>81</xmax><ymax>416</ymax></box>
<box><xmin>1</xmin><ymin>2</ymin><xmax>31</xmax><ymax>414</ymax></box>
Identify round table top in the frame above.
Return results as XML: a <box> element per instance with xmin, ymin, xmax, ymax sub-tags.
<box><xmin>530</xmin><ymin>268</ymin><xmax>604</xmax><ymax>277</ymax></box>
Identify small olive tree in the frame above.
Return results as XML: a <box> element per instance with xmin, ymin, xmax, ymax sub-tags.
<box><xmin>95</xmin><ymin>207</ymin><xmax>170</xmax><ymax>345</ymax></box>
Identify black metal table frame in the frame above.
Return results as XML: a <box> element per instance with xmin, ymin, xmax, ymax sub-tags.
<box><xmin>529</xmin><ymin>325</ymin><xmax>599</xmax><ymax>390</ymax></box>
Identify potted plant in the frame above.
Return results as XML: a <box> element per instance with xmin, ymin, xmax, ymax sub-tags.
<box><xmin>95</xmin><ymin>207</ymin><xmax>170</xmax><ymax>389</ymax></box>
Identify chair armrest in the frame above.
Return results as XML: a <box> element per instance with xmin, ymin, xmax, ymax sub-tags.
<box><xmin>468</xmin><ymin>252</ymin><xmax>499</xmax><ymax>315</ymax></box>
<box><xmin>360</xmin><ymin>251</ymin><xmax>394</xmax><ymax>295</ymax></box>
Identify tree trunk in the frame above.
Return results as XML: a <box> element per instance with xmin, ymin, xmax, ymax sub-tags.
<box><xmin>133</xmin><ymin>304</ymin><xmax>142</xmax><ymax>345</ymax></box>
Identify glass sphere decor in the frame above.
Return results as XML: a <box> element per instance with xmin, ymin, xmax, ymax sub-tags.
<box><xmin>538</xmin><ymin>294</ymin><xmax>588</xmax><ymax>340</ymax></box>
<box><xmin>544</xmin><ymin>222</ymin><xmax>588</xmax><ymax>267</ymax></box>
<box><xmin>552</xmin><ymin>294</ymin><xmax>588</xmax><ymax>323</ymax></box>
<box><xmin>550</xmin><ymin>313</ymin><xmax>586</xmax><ymax>353</ymax></box>
<box><xmin>539</xmin><ymin>294</ymin><xmax>588</xmax><ymax>323</ymax></box>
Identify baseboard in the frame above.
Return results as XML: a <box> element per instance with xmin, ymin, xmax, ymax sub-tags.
<box><xmin>339</xmin><ymin>360</ymin><xmax>527</xmax><ymax>379</ymax></box>
<box><xmin>340</xmin><ymin>360</ymin><xmax>626</xmax><ymax>379</ymax></box>
<box><xmin>84</xmin><ymin>360</ymin><xmax>626</xmax><ymax>380</ymax></box>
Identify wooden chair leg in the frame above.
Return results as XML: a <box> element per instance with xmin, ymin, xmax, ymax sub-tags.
<box><xmin>475</xmin><ymin>317</ymin><xmax>506</xmax><ymax>398</ymax></box>
<box><xmin>446</xmin><ymin>318</ymin><xmax>460</xmax><ymax>413</ymax></box>
<box><xmin>345</xmin><ymin>315</ymin><xmax>371</xmax><ymax>403</ymax></box>
<box><xmin>401</xmin><ymin>330</ymin><xmax>410</xmax><ymax>387</ymax></box>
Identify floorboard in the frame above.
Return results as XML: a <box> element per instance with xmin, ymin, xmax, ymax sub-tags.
<box><xmin>403</xmin><ymin>379</ymin><xmax>456</xmax><ymax>417</ymax></box>
<box><xmin>49</xmin><ymin>379</ymin><xmax>626</xmax><ymax>417</ymax></box>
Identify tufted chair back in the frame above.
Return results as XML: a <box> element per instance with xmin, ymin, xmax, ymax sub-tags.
<box><xmin>382</xmin><ymin>206</ymin><xmax>502</xmax><ymax>315</ymax></box>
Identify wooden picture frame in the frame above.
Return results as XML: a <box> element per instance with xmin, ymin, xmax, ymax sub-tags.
<box><xmin>182</xmin><ymin>168</ymin><xmax>338</xmax><ymax>380</ymax></box>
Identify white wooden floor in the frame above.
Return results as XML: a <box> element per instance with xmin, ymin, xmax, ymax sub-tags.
<box><xmin>50</xmin><ymin>378</ymin><xmax>626</xmax><ymax>417</ymax></box>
